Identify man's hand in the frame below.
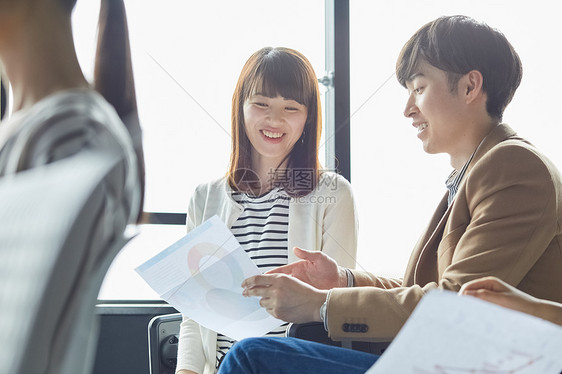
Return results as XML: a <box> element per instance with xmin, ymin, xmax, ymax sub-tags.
<box><xmin>242</xmin><ymin>273</ymin><xmax>328</xmax><ymax>323</ymax></box>
<box><xmin>265</xmin><ymin>247</ymin><xmax>348</xmax><ymax>290</ymax></box>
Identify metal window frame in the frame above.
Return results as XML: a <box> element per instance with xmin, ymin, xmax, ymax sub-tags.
<box><xmin>324</xmin><ymin>0</ymin><xmax>351</xmax><ymax>182</ymax></box>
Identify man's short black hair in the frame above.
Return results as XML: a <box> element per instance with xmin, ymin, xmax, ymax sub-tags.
<box><xmin>396</xmin><ymin>15</ymin><xmax>522</xmax><ymax>120</ymax></box>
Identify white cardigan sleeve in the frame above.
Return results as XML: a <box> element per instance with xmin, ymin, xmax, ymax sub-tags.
<box><xmin>176</xmin><ymin>179</ymin><xmax>238</xmax><ymax>374</ymax></box>
<box><xmin>288</xmin><ymin>172</ymin><xmax>358</xmax><ymax>269</ymax></box>
<box><xmin>318</xmin><ymin>173</ymin><xmax>358</xmax><ymax>269</ymax></box>
<box><xmin>176</xmin><ymin>317</ymin><xmax>207</xmax><ymax>374</ymax></box>
<box><xmin>175</xmin><ymin>190</ymin><xmax>207</xmax><ymax>374</ymax></box>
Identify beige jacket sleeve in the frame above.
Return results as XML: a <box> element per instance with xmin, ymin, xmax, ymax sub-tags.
<box><xmin>327</xmin><ymin>142</ymin><xmax>562</xmax><ymax>341</ymax></box>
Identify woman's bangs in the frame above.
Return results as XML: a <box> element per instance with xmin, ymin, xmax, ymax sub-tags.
<box><xmin>246</xmin><ymin>62</ymin><xmax>310</xmax><ymax>107</ymax></box>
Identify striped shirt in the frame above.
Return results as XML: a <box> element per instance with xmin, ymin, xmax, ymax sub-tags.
<box><xmin>445</xmin><ymin>136</ymin><xmax>488</xmax><ymax>206</ymax></box>
<box><xmin>445</xmin><ymin>155</ymin><xmax>473</xmax><ymax>206</ymax></box>
<box><xmin>215</xmin><ymin>187</ymin><xmax>290</xmax><ymax>369</ymax></box>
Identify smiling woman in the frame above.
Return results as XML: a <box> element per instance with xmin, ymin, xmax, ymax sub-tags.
<box><xmin>173</xmin><ymin>46</ymin><xmax>358</xmax><ymax>374</ymax></box>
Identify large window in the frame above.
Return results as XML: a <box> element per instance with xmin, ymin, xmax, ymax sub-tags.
<box><xmin>72</xmin><ymin>1</ymin><xmax>326</xmax><ymax>300</ymax></box>
<box><xmin>73</xmin><ymin>1</ymin><xmax>562</xmax><ymax>299</ymax></box>
<box><xmin>350</xmin><ymin>1</ymin><xmax>562</xmax><ymax>278</ymax></box>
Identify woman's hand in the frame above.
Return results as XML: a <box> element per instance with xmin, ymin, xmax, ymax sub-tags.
<box><xmin>459</xmin><ymin>276</ymin><xmax>562</xmax><ymax>326</ymax></box>
<box><xmin>459</xmin><ymin>276</ymin><xmax>538</xmax><ymax>315</ymax></box>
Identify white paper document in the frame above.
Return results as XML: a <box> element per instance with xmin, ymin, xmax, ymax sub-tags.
<box><xmin>135</xmin><ymin>215</ymin><xmax>284</xmax><ymax>341</ymax></box>
<box><xmin>367</xmin><ymin>290</ymin><xmax>562</xmax><ymax>373</ymax></box>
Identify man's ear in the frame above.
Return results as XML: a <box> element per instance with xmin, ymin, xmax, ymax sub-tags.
<box><xmin>462</xmin><ymin>70</ymin><xmax>484</xmax><ymax>104</ymax></box>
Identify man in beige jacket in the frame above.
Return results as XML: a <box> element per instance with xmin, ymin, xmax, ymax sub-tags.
<box><xmin>219</xmin><ymin>15</ymin><xmax>562</xmax><ymax>374</ymax></box>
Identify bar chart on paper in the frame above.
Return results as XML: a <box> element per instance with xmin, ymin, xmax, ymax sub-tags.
<box><xmin>367</xmin><ymin>291</ymin><xmax>562</xmax><ymax>374</ymax></box>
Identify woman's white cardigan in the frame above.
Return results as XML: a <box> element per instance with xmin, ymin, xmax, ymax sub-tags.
<box><xmin>176</xmin><ymin>172</ymin><xmax>358</xmax><ymax>374</ymax></box>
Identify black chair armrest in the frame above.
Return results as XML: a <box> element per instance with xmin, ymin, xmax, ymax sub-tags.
<box><xmin>287</xmin><ymin>322</ymin><xmax>391</xmax><ymax>355</ymax></box>
<box><xmin>148</xmin><ymin>313</ymin><xmax>182</xmax><ymax>374</ymax></box>
<box><xmin>287</xmin><ymin>322</ymin><xmax>340</xmax><ymax>347</ymax></box>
